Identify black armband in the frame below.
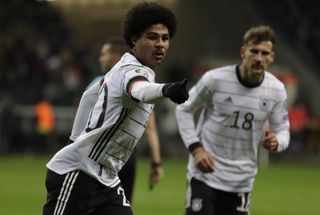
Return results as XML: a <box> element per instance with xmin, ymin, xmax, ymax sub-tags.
<box><xmin>126</xmin><ymin>76</ymin><xmax>149</xmax><ymax>95</ymax></box>
<box><xmin>188</xmin><ymin>142</ymin><xmax>203</xmax><ymax>154</ymax></box>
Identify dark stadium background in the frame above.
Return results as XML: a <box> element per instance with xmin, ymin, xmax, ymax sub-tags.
<box><xmin>0</xmin><ymin>1</ymin><xmax>319</xmax><ymax>215</ymax></box>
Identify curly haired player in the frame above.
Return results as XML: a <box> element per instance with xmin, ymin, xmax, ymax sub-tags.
<box><xmin>42</xmin><ymin>2</ymin><xmax>188</xmax><ymax>215</ymax></box>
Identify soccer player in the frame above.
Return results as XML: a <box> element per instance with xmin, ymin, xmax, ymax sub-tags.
<box><xmin>175</xmin><ymin>25</ymin><xmax>290</xmax><ymax>215</ymax></box>
<box><xmin>42</xmin><ymin>2</ymin><xmax>188</xmax><ymax>215</ymax></box>
<box><xmin>68</xmin><ymin>37</ymin><xmax>164</xmax><ymax>203</ymax></box>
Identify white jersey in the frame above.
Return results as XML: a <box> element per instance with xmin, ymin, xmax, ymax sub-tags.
<box><xmin>69</xmin><ymin>77</ymin><xmax>103</xmax><ymax>142</ymax></box>
<box><xmin>176</xmin><ymin>65</ymin><xmax>290</xmax><ymax>192</ymax></box>
<box><xmin>47</xmin><ymin>53</ymin><xmax>155</xmax><ymax>187</ymax></box>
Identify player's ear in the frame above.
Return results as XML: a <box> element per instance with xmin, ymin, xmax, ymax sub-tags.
<box><xmin>131</xmin><ymin>37</ymin><xmax>137</xmax><ymax>46</ymax></box>
<box><xmin>240</xmin><ymin>46</ymin><xmax>246</xmax><ymax>59</ymax></box>
<box><xmin>269</xmin><ymin>51</ymin><xmax>275</xmax><ymax>63</ymax></box>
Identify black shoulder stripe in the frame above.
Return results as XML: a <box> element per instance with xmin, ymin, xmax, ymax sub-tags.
<box><xmin>126</xmin><ymin>76</ymin><xmax>149</xmax><ymax>95</ymax></box>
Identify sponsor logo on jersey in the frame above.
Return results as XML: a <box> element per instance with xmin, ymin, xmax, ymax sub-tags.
<box><xmin>191</xmin><ymin>198</ymin><xmax>203</xmax><ymax>212</ymax></box>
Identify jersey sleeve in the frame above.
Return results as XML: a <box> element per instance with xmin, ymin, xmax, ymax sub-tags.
<box><xmin>268</xmin><ymin>85</ymin><xmax>290</xmax><ymax>152</ymax></box>
<box><xmin>122</xmin><ymin>66</ymin><xmax>154</xmax><ymax>96</ymax></box>
<box><xmin>130</xmin><ymin>81</ymin><xmax>165</xmax><ymax>104</ymax></box>
<box><xmin>69</xmin><ymin>79</ymin><xmax>102</xmax><ymax>141</ymax></box>
<box><xmin>175</xmin><ymin>72</ymin><xmax>213</xmax><ymax>148</ymax></box>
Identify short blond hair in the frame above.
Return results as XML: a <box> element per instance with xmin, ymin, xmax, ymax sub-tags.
<box><xmin>243</xmin><ymin>25</ymin><xmax>276</xmax><ymax>45</ymax></box>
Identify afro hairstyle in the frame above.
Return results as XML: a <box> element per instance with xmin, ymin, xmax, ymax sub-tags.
<box><xmin>123</xmin><ymin>2</ymin><xmax>177</xmax><ymax>48</ymax></box>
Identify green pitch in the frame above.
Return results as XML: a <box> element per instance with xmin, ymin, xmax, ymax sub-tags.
<box><xmin>0</xmin><ymin>155</ymin><xmax>319</xmax><ymax>215</ymax></box>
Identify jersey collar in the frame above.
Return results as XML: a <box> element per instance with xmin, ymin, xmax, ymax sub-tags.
<box><xmin>236</xmin><ymin>65</ymin><xmax>264</xmax><ymax>88</ymax></box>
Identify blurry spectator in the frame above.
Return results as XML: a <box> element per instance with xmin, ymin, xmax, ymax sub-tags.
<box><xmin>35</xmin><ymin>101</ymin><xmax>55</xmax><ymax>135</ymax></box>
<box><xmin>0</xmin><ymin>0</ymin><xmax>97</xmax><ymax>153</ymax></box>
<box><xmin>0</xmin><ymin>0</ymin><xmax>94</xmax><ymax>106</ymax></box>
<box><xmin>288</xmin><ymin>100</ymin><xmax>310</xmax><ymax>154</ymax></box>
<box><xmin>33</xmin><ymin>100</ymin><xmax>55</xmax><ymax>153</ymax></box>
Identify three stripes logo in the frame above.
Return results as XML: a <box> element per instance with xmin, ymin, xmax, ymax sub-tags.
<box><xmin>53</xmin><ymin>171</ymin><xmax>79</xmax><ymax>215</ymax></box>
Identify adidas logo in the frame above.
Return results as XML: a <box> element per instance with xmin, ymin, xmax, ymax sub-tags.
<box><xmin>224</xmin><ymin>96</ymin><xmax>233</xmax><ymax>103</ymax></box>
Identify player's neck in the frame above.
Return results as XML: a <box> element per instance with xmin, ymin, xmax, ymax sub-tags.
<box><xmin>238</xmin><ymin>64</ymin><xmax>264</xmax><ymax>87</ymax></box>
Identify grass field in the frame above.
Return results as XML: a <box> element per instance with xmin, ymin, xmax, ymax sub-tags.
<box><xmin>0</xmin><ymin>155</ymin><xmax>319</xmax><ymax>215</ymax></box>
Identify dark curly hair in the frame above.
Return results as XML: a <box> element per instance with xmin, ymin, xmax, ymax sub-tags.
<box><xmin>123</xmin><ymin>2</ymin><xmax>177</xmax><ymax>48</ymax></box>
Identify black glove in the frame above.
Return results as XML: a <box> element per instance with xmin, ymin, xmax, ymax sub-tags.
<box><xmin>162</xmin><ymin>79</ymin><xmax>189</xmax><ymax>104</ymax></box>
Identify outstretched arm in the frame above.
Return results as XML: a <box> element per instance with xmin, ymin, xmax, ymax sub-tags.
<box><xmin>129</xmin><ymin>79</ymin><xmax>189</xmax><ymax>104</ymax></box>
<box><xmin>145</xmin><ymin>112</ymin><xmax>164</xmax><ymax>190</ymax></box>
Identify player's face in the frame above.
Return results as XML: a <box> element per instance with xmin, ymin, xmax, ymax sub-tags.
<box><xmin>99</xmin><ymin>44</ymin><xmax>120</xmax><ymax>72</ymax></box>
<box><xmin>241</xmin><ymin>41</ymin><xmax>275</xmax><ymax>79</ymax></box>
<box><xmin>131</xmin><ymin>23</ymin><xmax>170</xmax><ymax>69</ymax></box>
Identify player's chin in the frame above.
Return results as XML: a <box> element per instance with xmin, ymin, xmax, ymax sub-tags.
<box><xmin>155</xmin><ymin>56</ymin><xmax>164</xmax><ymax>63</ymax></box>
<box><xmin>153</xmin><ymin>59</ymin><xmax>163</xmax><ymax>66</ymax></box>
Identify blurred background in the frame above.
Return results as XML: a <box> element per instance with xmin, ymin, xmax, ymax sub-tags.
<box><xmin>1</xmin><ymin>0</ymin><xmax>320</xmax><ymax>160</ymax></box>
<box><xmin>1</xmin><ymin>1</ymin><xmax>320</xmax><ymax>215</ymax></box>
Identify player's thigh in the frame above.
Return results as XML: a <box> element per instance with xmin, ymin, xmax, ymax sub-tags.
<box><xmin>93</xmin><ymin>185</ymin><xmax>133</xmax><ymax>215</ymax></box>
<box><xmin>43</xmin><ymin>169</ymin><xmax>106</xmax><ymax>215</ymax></box>
<box><xmin>43</xmin><ymin>169</ymin><xmax>67</xmax><ymax>215</ymax></box>
<box><xmin>93</xmin><ymin>202</ymin><xmax>133</xmax><ymax>215</ymax></box>
<box><xmin>43</xmin><ymin>169</ymin><xmax>93</xmax><ymax>215</ymax></box>
<box><xmin>185</xmin><ymin>178</ymin><xmax>216</xmax><ymax>215</ymax></box>
<box><xmin>216</xmin><ymin>190</ymin><xmax>251</xmax><ymax>215</ymax></box>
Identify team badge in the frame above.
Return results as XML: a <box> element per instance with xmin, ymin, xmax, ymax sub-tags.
<box><xmin>191</xmin><ymin>198</ymin><xmax>203</xmax><ymax>212</ymax></box>
<box><xmin>259</xmin><ymin>97</ymin><xmax>270</xmax><ymax>111</ymax></box>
